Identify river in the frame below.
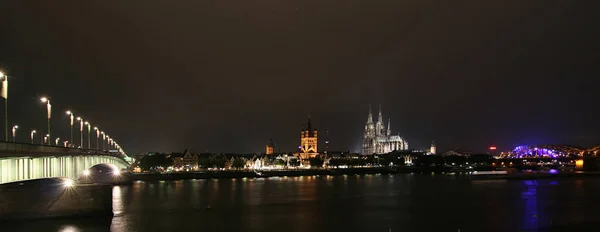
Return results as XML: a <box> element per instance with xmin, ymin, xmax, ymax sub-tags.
<box><xmin>5</xmin><ymin>174</ymin><xmax>600</xmax><ymax>231</ymax></box>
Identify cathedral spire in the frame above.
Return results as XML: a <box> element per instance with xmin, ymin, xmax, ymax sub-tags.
<box><xmin>378</xmin><ymin>104</ymin><xmax>383</xmax><ymax>124</ymax></box>
<box><xmin>367</xmin><ymin>105</ymin><xmax>373</xmax><ymax>123</ymax></box>
<box><xmin>387</xmin><ymin>118</ymin><xmax>391</xmax><ymax>136</ymax></box>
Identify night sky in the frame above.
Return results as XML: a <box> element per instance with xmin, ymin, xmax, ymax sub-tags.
<box><xmin>1</xmin><ymin>1</ymin><xmax>599</xmax><ymax>154</ymax></box>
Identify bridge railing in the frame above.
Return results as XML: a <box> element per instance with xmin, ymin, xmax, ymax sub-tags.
<box><xmin>0</xmin><ymin>141</ymin><xmax>126</xmax><ymax>162</ymax></box>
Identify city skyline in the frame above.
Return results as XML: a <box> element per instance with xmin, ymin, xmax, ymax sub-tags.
<box><xmin>1</xmin><ymin>1</ymin><xmax>599</xmax><ymax>153</ymax></box>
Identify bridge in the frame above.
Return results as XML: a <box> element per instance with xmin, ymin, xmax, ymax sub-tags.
<box><xmin>508</xmin><ymin>145</ymin><xmax>600</xmax><ymax>158</ymax></box>
<box><xmin>0</xmin><ymin>141</ymin><xmax>129</xmax><ymax>184</ymax></box>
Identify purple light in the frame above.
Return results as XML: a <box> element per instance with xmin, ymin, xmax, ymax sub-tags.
<box><xmin>549</xmin><ymin>169</ymin><xmax>558</xmax><ymax>174</ymax></box>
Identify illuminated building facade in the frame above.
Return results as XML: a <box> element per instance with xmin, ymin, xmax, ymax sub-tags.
<box><xmin>266</xmin><ymin>138</ymin><xmax>274</xmax><ymax>155</ymax></box>
<box><xmin>430</xmin><ymin>141</ymin><xmax>436</xmax><ymax>155</ymax></box>
<box><xmin>362</xmin><ymin>105</ymin><xmax>408</xmax><ymax>155</ymax></box>
<box><xmin>173</xmin><ymin>150</ymin><xmax>199</xmax><ymax>170</ymax></box>
<box><xmin>299</xmin><ymin>115</ymin><xmax>318</xmax><ymax>161</ymax></box>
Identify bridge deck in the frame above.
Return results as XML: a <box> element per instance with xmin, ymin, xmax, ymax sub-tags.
<box><xmin>0</xmin><ymin>141</ymin><xmax>125</xmax><ymax>160</ymax></box>
<box><xmin>0</xmin><ymin>141</ymin><xmax>129</xmax><ymax>184</ymax></box>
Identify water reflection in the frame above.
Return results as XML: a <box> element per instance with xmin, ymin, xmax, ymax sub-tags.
<box><xmin>6</xmin><ymin>176</ymin><xmax>600</xmax><ymax>231</ymax></box>
<box><xmin>58</xmin><ymin>225</ymin><xmax>80</xmax><ymax>232</ymax></box>
<box><xmin>522</xmin><ymin>180</ymin><xmax>539</xmax><ymax>231</ymax></box>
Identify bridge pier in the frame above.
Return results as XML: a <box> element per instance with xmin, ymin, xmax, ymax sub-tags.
<box><xmin>0</xmin><ymin>178</ymin><xmax>113</xmax><ymax>220</ymax></box>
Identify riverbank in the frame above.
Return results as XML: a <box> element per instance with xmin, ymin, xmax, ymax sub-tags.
<box><xmin>132</xmin><ymin>167</ymin><xmax>600</xmax><ymax>181</ymax></box>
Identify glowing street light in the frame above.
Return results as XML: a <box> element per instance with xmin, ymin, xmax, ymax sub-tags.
<box><xmin>40</xmin><ymin>97</ymin><xmax>51</xmax><ymax>139</ymax></box>
<box><xmin>63</xmin><ymin>140</ymin><xmax>69</xmax><ymax>147</ymax></box>
<box><xmin>63</xmin><ymin>179</ymin><xmax>73</xmax><ymax>187</ymax></box>
<box><xmin>1</xmin><ymin>71</ymin><xmax>8</xmax><ymax>142</ymax></box>
<box><xmin>84</xmin><ymin>121</ymin><xmax>91</xmax><ymax>149</ymax></box>
<box><xmin>94</xmin><ymin>127</ymin><xmax>100</xmax><ymax>150</ymax></box>
<box><xmin>11</xmin><ymin>125</ymin><xmax>18</xmax><ymax>142</ymax></box>
<box><xmin>55</xmin><ymin>137</ymin><xmax>60</xmax><ymax>146</ymax></box>
<box><xmin>30</xmin><ymin>129</ymin><xmax>36</xmax><ymax>144</ymax></box>
<box><xmin>43</xmin><ymin>134</ymin><xmax>49</xmax><ymax>145</ymax></box>
<box><xmin>66</xmin><ymin>110</ymin><xmax>74</xmax><ymax>147</ymax></box>
<box><xmin>77</xmin><ymin>117</ymin><xmax>83</xmax><ymax>148</ymax></box>
<box><xmin>101</xmin><ymin>131</ymin><xmax>106</xmax><ymax>150</ymax></box>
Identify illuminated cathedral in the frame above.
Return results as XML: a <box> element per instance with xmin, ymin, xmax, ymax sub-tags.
<box><xmin>362</xmin><ymin>105</ymin><xmax>408</xmax><ymax>155</ymax></box>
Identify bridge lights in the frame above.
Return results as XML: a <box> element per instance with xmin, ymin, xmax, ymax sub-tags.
<box><xmin>101</xmin><ymin>131</ymin><xmax>106</xmax><ymax>150</ymax></box>
<box><xmin>66</xmin><ymin>110</ymin><xmax>74</xmax><ymax>146</ymax></box>
<box><xmin>44</xmin><ymin>134</ymin><xmax>49</xmax><ymax>145</ymax></box>
<box><xmin>84</xmin><ymin>121</ymin><xmax>91</xmax><ymax>149</ymax></box>
<box><xmin>30</xmin><ymin>130</ymin><xmax>36</xmax><ymax>144</ymax></box>
<box><xmin>63</xmin><ymin>179</ymin><xmax>74</xmax><ymax>187</ymax></box>
<box><xmin>1</xmin><ymin>71</ymin><xmax>7</xmax><ymax>142</ymax></box>
<box><xmin>94</xmin><ymin>127</ymin><xmax>99</xmax><ymax>150</ymax></box>
<box><xmin>55</xmin><ymin>137</ymin><xmax>60</xmax><ymax>146</ymax></box>
<box><xmin>11</xmin><ymin>125</ymin><xmax>18</xmax><ymax>142</ymax></box>
<box><xmin>63</xmin><ymin>140</ymin><xmax>69</xmax><ymax>147</ymax></box>
<box><xmin>77</xmin><ymin>117</ymin><xmax>83</xmax><ymax>148</ymax></box>
<box><xmin>40</xmin><ymin>97</ymin><xmax>51</xmax><ymax>138</ymax></box>
<box><xmin>112</xmin><ymin>166</ymin><xmax>121</xmax><ymax>176</ymax></box>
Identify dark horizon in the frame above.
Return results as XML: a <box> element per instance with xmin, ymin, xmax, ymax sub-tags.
<box><xmin>1</xmin><ymin>1</ymin><xmax>599</xmax><ymax>154</ymax></box>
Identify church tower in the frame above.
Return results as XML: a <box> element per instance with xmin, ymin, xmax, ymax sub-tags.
<box><xmin>375</xmin><ymin>105</ymin><xmax>385</xmax><ymax>136</ymax></box>
<box><xmin>266</xmin><ymin>138</ymin><xmax>274</xmax><ymax>155</ymax></box>
<box><xmin>362</xmin><ymin>104</ymin><xmax>409</xmax><ymax>155</ymax></box>
<box><xmin>299</xmin><ymin>115</ymin><xmax>318</xmax><ymax>162</ymax></box>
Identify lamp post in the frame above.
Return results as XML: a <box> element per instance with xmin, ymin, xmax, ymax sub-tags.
<box><xmin>101</xmin><ymin>131</ymin><xmax>105</xmax><ymax>150</ymax></box>
<box><xmin>43</xmin><ymin>134</ymin><xmax>49</xmax><ymax>145</ymax></box>
<box><xmin>94</xmin><ymin>127</ymin><xmax>99</xmax><ymax>150</ymax></box>
<box><xmin>55</xmin><ymin>137</ymin><xmax>60</xmax><ymax>146</ymax></box>
<box><xmin>106</xmin><ymin>135</ymin><xmax>110</xmax><ymax>151</ymax></box>
<box><xmin>63</xmin><ymin>140</ymin><xmax>69</xmax><ymax>147</ymax></box>
<box><xmin>40</xmin><ymin>97</ymin><xmax>51</xmax><ymax>139</ymax></box>
<box><xmin>77</xmin><ymin>117</ymin><xmax>83</xmax><ymax>148</ymax></box>
<box><xmin>85</xmin><ymin>121</ymin><xmax>91</xmax><ymax>149</ymax></box>
<box><xmin>30</xmin><ymin>130</ymin><xmax>36</xmax><ymax>144</ymax></box>
<box><xmin>1</xmin><ymin>72</ymin><xmax>7</xmax><ymax>142</ymax></box>
<box><xmin>66</xmin><ymin>111</ymin><xmax>74</xmax><ymax>147</ymax></box>
<box><xmin>11</xmin><ymin>125</ymin><xmax>18</xmax><ymax>142</ymax></box>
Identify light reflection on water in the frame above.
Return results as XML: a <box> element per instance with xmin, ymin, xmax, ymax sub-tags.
<box><xmin>5</xmin><ymin>176</ymin><xmax>600</xmax><ymax>231</ymax></box>
<box><xmin>58</xmin><ymin>225</ymin><xmax>80</xmax><ymax>232</ymax></box>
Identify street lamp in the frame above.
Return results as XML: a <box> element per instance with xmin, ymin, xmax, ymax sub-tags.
<box><xmin>55</xmin><ymin>137</ymin><xmax>60</xmax><ymax>146</ymax></box>
<box><xmin>40</xmin><ymin>97</ymin><xmax>51</xmax><ymax>139</ymax></box>
<box><xmin>84</xmin><ymin>121</ymin><xmax>91</xmax><ymax>149</ymax></box>
<box><xmin>63</xmin><ymin>140</ymin><xmax>69</xmax><ymax>147</ymax></box>
<box><xmin>1</xmin><ymin>71</ymin><xmax>7</xmax><ymax>142</ymax></box>
<box><xmin>106</xmin><ymin>135</ymin><xmax>110</xmax><ymax>150</ymax></box>
<box><xmin>30</xmin><ymin>130</ymin><xmax>36</xmax><ymax>144</ymax></box>
<box><xmin>11</xmin><ymin>125</ymin><xmax>18</xmax><ymax>142</ymax></box>
<box><xmin>66</xmin><ymin>111</ymin><xmax>74</xmax><ymax>147</ymax></box>
<box><xmin>44</xmin><ymin>134</ymin><xmax>49</xmax><ymax>145</ymax></box>
<box><xmin>101</xmin><ymin>131</ymin><xmax>105</xmax><ymax>150</ymax></box>
<box><xmin>77</xmin><ymin>117</ymin><xmax>83</xmax><ymax>148</ymax></box>
<box><xmin>94</xmin><ymin>127</ymin><xmax>99</xmax><ymax>150</ymax></box>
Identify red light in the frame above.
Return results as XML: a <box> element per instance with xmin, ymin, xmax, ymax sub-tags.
<box><xmin>489</xmin><ymin>146</ymin><xmax>497</xmax><ymax>150</ymax></box>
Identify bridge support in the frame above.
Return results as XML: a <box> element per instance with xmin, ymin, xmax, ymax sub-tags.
<box><xmin>0</xmin><ymin>178</ymin><xmax>113</xmax><ymax>220</ymax></box>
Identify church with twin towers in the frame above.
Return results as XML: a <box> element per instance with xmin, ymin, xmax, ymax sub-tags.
<box><xmin>362</xmin><ymin>105</ymin><xmax>408</xmax><ymax>155</ymax></box>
